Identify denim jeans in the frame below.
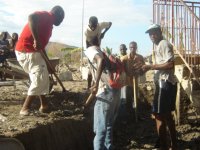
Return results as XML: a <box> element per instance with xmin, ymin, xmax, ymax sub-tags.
<box><xmin>93</xmin><ymin>87</ymin><xmax>121</xmax><ymax>150</ymax></box>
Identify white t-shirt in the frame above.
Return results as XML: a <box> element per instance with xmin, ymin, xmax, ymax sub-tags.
<box><xmin>154</xmin><ymin>39</ymin><xmax>176</xmax><ymax>84</ymax></box>
<box><xmin>84</xmin><ymin>22</ymin><xmax>110</xmax><ymax>48</ymax></box>
<box><xmin>84</xmin><ymin>46</ymin><xmax>111</xmax><ymax>98</ymax></box>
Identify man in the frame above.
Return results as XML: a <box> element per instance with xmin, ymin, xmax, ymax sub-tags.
<box><xmin>84</xmin><ymin>16</ymin><xmax>112</xmax><ymax>48</ymax></box>
<box><xmin>0</xmin><ymin>32</ymin><xmax>10</xmax><ymax>80</ymax></box>
<box><xmin>15</xmin><ymin>6</ymin><xmax>65</xmax><ymax>115</ymax></box>
<box><xmin>119</xmin><ymin>44</ymin><xmax>127</xmax><ymax>58</ymax></box>
<box><xmin>0</xmin><ymin>32</ymin><xmax>9</xmax><ymax>46</ymax></box>
<box><xmin>142</xmin><ymin>24</ymin><xmax>178</xmax><ymax>150</ymax></box>
<box><xmin>84</xmin><ymin>16</ymin><xmax>112</xmax><ymax>90</ymax></box>
<box><xmin>8</xmin><ymin>33</ymin><xmax>18</xmax><ymax>58</ymax></box>
<box><xmin>84</xmin><ymin>37</ymin><xmax>121</xmax><ymax>150</ymax></box>
<box><xmin>121</xmin><ymin>41</ymin><xmax>145</xmax><ymax>117</ymax></box>
<box><xmin>117</xmin><ymin>44</ymin><xmax>127</xmax><ymax>118</ymax></box>
<box><xmin>0</xmin><ymin>32</ymin><xmax>9</xmax><ymax>63</ymax></box>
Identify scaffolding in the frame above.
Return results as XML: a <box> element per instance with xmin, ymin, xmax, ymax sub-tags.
<box><xmin>153</xmin><ymin>0</ymin><xmax>200</xmax><ymax>81</ymax></box>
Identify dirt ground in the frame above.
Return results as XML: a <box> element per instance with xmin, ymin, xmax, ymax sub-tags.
<box><xmin>0</xmin><ymin>67</ymin><xmax>199</xmax><ymax>150</ymax></box>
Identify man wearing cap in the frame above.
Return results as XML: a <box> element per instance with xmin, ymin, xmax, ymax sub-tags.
<box><xmin>15</xmin><ymin>6</ymin><xmax>65</xmax><ymax>115</ymax></box>
<box><xmin>142</xmin><ymin>24</ymin><xmax>178</xmax><ymax>149</ymax></box>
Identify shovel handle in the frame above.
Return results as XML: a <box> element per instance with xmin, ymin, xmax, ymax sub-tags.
<box><xmin>84</xmin><ymin>93</ymin><xmax>96</xmax><ymax>108</ymax></box>
<box><xmin>133</xmin><ymin>77</ymin><xmax>138</xmax><ymax>122</ymax></box>
<box><xmin>40</xmin><ymin>50</ymin><xmax>66</xmax><ymax>92</ymax></box>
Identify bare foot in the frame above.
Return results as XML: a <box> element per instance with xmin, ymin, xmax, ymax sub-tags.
<box><xmin>39</xmin><ymin>106</ymin><xmax>50</xmax><ymax>113</ymax></box>
<box><xmin>19</xmin><ymin>109</ymin><xmax>30</xmax><ymax>116</ymax></box>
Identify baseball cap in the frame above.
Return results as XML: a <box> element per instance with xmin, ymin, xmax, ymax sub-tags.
<box><xmin>145</xmin><ymin>24</ymin><xmax>161</xmax><ymax>33</ymax></box>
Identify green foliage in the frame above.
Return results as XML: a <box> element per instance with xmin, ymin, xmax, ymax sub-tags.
<box><xmin>47</xmin><ymin>52</ymin><xmax>54</xmax><ymax>58</ymax></box>
<box><xmin>103</xmin><ymin>46</ymin><xmax>112</xmax><ymax>56</ymax></box>
<box><xmin>60</xmin><ymin>47</ymin><xmax>82</xmax><ymax>65</ymax></box>
<box><xmin>71</xmin><ymin>48</ymin><xmax>82</xmax><ymax>53</ymax></box>
<box><xmin>61</xmin><ymin>47</ymin><xmax>75</xmax><ymax>52</ymax></box>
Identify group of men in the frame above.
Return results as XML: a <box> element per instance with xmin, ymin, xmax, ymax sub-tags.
<box><xmin>0</xmin><ymin>31</ymin><xmax>18</xmax><ymax>80</ymax></box>
<box><xmin>84</xmin><ymin>16</ymin><xmax>178</xmax><ymax>150</ymax></box>
<box><xmin>12</xmin><ymin>5</ymin><xmax>178</xmax><ymax>150</ymax></box>
<box><xmin>0</xmin><ymin>32</ymin><xmax>18</xmax><ymax>61</ymax></box>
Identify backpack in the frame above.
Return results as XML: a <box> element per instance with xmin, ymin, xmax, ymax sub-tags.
<box><xmin>102</xmin><ymin>48</ymin><xmax>126</xmax><ymax>89</ymax></box>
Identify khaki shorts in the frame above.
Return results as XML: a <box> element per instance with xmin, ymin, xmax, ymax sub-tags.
<box><xmin>15</xmin><ymin>51</ymin><xmax>49</xmax><ymax>95</ymax></box>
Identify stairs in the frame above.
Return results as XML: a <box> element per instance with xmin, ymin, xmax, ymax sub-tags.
<box><xmin>174</xmin><ymin>60</ymin><xmax>200</xmax><ymax>109</ymax></box>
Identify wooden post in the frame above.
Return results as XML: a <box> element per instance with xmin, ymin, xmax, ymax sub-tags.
<box><xmin>133</xmin><ymin>76</ymin><xmax>138</xmax><ymax>122</ymax></box>
<box><xmin>175</xmin><ymin>82</ymin><xmax>181</xmax><ymax>125</ymax></box>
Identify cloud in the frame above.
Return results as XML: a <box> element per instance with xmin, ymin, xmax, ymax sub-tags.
<box><xmin>0</xmin><ymin>0</ymin><xmax>152</xmax><ymax>55</ymax></box>
<box><xmin>84</xmin><ymin>0</ymin><xmax>151</xmax><ymax>25</ymax></box>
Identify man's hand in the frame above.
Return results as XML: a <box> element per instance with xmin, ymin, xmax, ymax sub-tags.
<box><xmin>33</xmin><ymin>40</ymin><xmax>42</xmax><ymax>51</ymax></box>
<box><xmin>89</xmin><ymin>83</ymin><xmax>98</xmax><ymax>95</ymax></box>
<box><xmin>133</xmin><ymin>62</ymin><xmax>143</xmax><ymax>70</ymax></box>
<box><xmin>142</xmin><ymin>64</ymin><xmax>152</xmax><ymax>72</ymax></box>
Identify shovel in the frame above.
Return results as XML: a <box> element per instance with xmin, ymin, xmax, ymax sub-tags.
<box><xmin>40</xmin><ymin>50</ymin><xmax>66</xmax><ymax>92</ymax></box>
<box><xmin>84</xmin><ymin>93</ymin><xmax>96</xmax><ymax>108</ymax></box>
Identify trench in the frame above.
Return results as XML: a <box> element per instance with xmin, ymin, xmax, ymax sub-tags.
<box><xmin>0</xmin><ymin>89</ymin><xmax>94</xmax><ymax>150</ymax></box>
<box><xmin>15</xmin><ymin>117</ymin><xmax>93</xmax><ymax>150</ymax></box>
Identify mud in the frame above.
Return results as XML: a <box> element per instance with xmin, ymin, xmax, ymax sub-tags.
<box><xmin>0</xmin><ymin>77</ymin><xmax>199</xmax><ymax>150</ymax></box>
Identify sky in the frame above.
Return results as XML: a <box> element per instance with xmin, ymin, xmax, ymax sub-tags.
<box><xmin>0</xmin><ymin>0</ymin><xmax>153</xmax><ymax>56</ymax></box>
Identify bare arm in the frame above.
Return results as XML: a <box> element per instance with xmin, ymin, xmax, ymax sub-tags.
<box><xmin>28</xmin><ymin>13</ymin><xmax>42</xmax><ymax>50</ymax></box>
<box><xmin>100</xmin><ymin>22</ymin><xmax>112</xmax><ymax>39</ymax></box>
<box><xmin>86</xmin><ymin>40</ymin><xmax>90</xmax><ymax>49</ymax></box>
<box><xmin>142</xmin><ymin>61</ymin><xmax>174</xmax><ymax>72</ymax></box>
<box><xmin>90</xmin><ymin>53</ymin><xmax>104</xmax><ymax>94</ymax></box>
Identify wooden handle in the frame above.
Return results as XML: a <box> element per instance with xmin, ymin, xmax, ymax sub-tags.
<box><xmin>84</xmin><ymin>93</ymin><xmax>96</xmax><ymax>108</ymax></box>
<box><xmin>133</xmin><ymin>77</ymin><xmax>138</xmax><ymax>122</ymax></box>
<box><xmin>40</xmin><ymin>51</ymin><xmax>66</xmax><ymax>92</ymax></box>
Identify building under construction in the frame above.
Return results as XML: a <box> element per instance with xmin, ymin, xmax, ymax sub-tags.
<box><xmin>0</xmin><ymin>0</ymin><xmax>199</xmax><ymax>150</ymax></box>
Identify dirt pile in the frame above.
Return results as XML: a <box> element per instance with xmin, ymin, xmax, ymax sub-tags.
<box><xmin>0</xmin><ymin>65</ymin><xmax>199</xmax><ymax>149</ymax></box>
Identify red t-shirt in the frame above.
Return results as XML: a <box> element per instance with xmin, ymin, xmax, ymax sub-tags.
<box><xmin>16</xmin><ymin>11</ymin><xmax>55</xmax><ymax>52</ymax></box>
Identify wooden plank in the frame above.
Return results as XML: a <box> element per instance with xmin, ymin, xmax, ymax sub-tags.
<box><xmin>175</xmin><ymin>82</ymin><xmax>181</xmax><ymax>125</ymax></box>
<box><xmin>133</xmin><ymin>77</ymin><xmax>138</xmax><ymax>122</ymax></box>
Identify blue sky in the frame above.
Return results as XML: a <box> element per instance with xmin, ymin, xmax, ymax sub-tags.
<box><xmin>0</xmin><ymin>0</ymin><xmax>153</xmax><ymax>56</ymax></box>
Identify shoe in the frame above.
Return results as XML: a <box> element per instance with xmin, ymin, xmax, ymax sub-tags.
<box><xmin>19</xmin><ymin>109</ymin><xmax>30</xmax><ymax>116</ymax></box>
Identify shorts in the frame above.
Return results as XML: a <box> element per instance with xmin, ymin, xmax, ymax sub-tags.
<box><xmin>15</xmin><ymin>51</ymin><xmax>49</xmax><ymax>95</ymax></box>
<box><xmin>153</xmin><ymin>80</ymin><xmax>177</xmax><ymax>114</ymax></box>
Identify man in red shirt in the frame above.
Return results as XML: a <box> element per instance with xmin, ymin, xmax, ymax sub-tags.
<box><xmin>15</xmin><ymin>6</ymin><xmax>65</xmax><ymax>115</ymax></box>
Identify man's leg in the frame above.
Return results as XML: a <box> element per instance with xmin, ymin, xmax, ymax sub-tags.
<box><xmin>126</xmin><ymin>86</ymin><xmax>134</xmax><ymax>114</ymax></box>
<box><xmin>20</xmin><ymin>95</ymin><xmax>35</xmax><ymax>115</ymax></box>
<box><xmin>165</xmin><ymin>113</ymin><xmax>178</xmax><ymax>150</ymax></box>
<box><xmin>104</xmin><ymin>125</ymin><xmax>113</xmax><ymax>150</ymax></box>
<box><xmin>155</xmin><ymin>115</ymin><xmax>168</xmax><ymax>150</ymax></box>
<box><xmin>105</xmin><ymin>88</ymin><xmax>121</xmax><ymax>149</ymax></box>
<box><xmin>39</xmin><ymin>95</ymin><xmax>49</xmax><ymax>112</ymax></box>
<box><xmin>93</xmin><ymin>99</ymin><xmax>106</xmax><ymax>150</ymax></box>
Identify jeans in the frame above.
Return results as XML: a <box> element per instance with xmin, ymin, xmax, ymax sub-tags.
<box><xmin>93</xmin><ymin>87</ymin><xmax>121</xmax><ymax>150</ymax></box>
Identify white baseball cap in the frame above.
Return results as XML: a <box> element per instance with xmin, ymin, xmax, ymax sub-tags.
<box><xmin>145</xmin><ymin>24</ymin><xmax>161</xmax><ymax>33</ymax></box>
